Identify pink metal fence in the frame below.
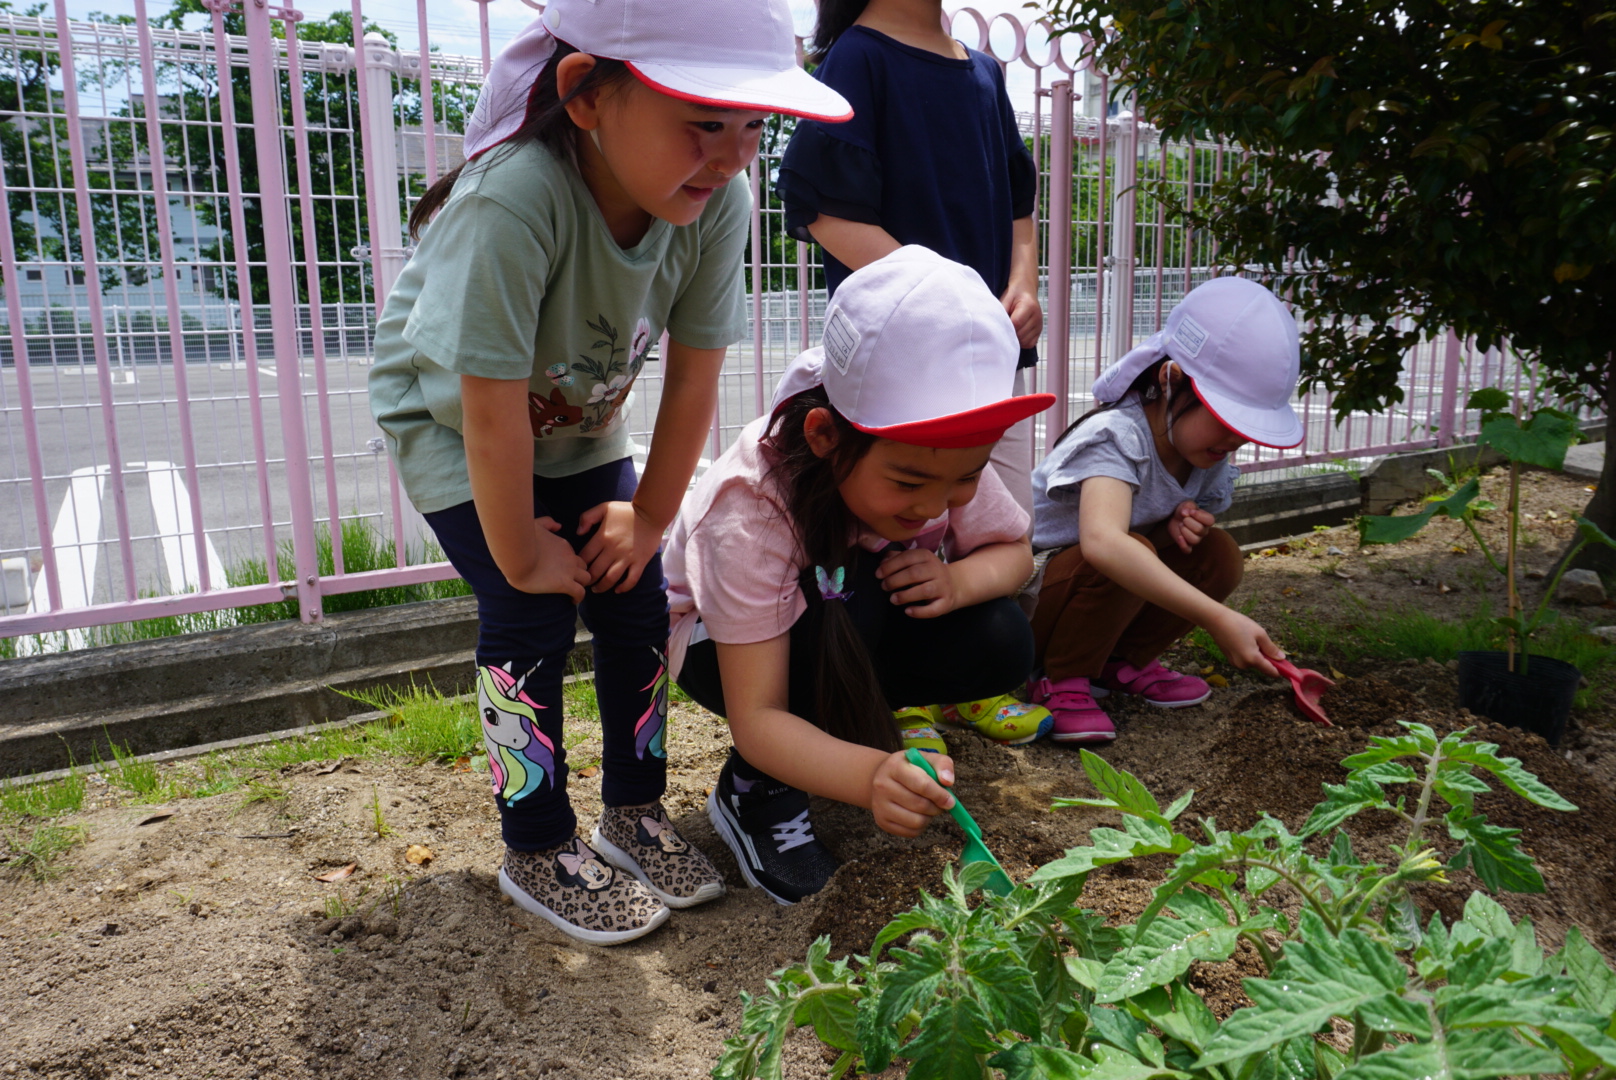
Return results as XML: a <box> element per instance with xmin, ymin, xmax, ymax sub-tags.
<box><xmin>0</xmin><ymin>3</ymin><xmax>1548</xmax><ymax>647</ymax></box>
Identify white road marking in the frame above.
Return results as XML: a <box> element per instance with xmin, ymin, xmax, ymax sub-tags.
<box><xmin>139</xmin><ymin>460</ymin><xmax>227</xmax><ymax>594</ymax></box>
<box><xmin>31</xmin><ymin>465</ymin><xmax>107</xmax><ymax>614</ymax></box>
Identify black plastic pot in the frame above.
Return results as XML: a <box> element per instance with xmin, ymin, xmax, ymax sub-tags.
<box><xmin>1454</xmin><ymin>651</ymin><xmax>1579</xmax><ymax>746</ymax></box>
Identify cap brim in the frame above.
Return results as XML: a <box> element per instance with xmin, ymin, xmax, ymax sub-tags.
<box><xmin>852</xmin><ymin>394</ymin><xmax>1056</xmax><ymax>449</ymax></box>
<box><xmin>627</xmin><ymin>60</ymin><xmax>854</xmax><ymax>122</ymax></box>
<box><xmin>1191</xmin><ymin>383</ymin><xmax>1303</xmax><ymax>449</ymax></box>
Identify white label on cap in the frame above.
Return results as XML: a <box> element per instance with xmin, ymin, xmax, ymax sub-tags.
<box><xmin>1173</xmin><ymin>315</ymin><xmax>1209</xmax><ymax>358</ymax></box>
<box><xmin>823</xmin><ymin>308</ymin><xmax>860</xmax><ymax>376</ymax></box>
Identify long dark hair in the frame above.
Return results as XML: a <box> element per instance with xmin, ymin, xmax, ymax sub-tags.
<box><xmin>763</xmin><ymin>387</ymin><xmax>899</xmax><ymax>753</ymax></box>
<box><xmin>809</xmin><ymin>0</ymin><xmax>872</xmax><ymax>63</ymax></box>
<box><xmin>1053</xmin><ymin>358</ymin><xmax>1204</xmax><ymax>447</ymax></box>
<box><xmin>409</xmin><ymin>43</ymin><xmax>634</xmax><ymax>240</ymax></box>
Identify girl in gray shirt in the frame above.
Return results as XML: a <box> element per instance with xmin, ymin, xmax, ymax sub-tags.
<box><xmin>1025</xmin><ymin>277</ymin><xmax>1303</xmax><ymax>743</ymax></box>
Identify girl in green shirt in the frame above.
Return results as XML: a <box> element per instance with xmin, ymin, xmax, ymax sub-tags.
<box><xmin>369</xmin><ymin>0</ymin><xmax>850</xmax><ymax>946</ymax></box>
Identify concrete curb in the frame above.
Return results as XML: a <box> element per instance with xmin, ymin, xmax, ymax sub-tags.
<box><xmin>1</xmin><ymin>424</ymin><xmax>1602</xmax><ymax>781</ymax></box>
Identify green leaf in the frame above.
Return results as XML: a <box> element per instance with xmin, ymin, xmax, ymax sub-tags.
<box><xmin>1439</xmin><ymin>740</ymin><xmax>1576</xmax><ymax>811</ymax></box>
<box><xmin>1479</xmin><ymin>409</ymin><xmax>1578</xmax><ymax>470</ymax></box>
<box><xmin>1081</xmin><ymin>749</ymin><xmax>1165</xmax><ymax>820</ymax></box>
<box><xmin>1446</xmin><ymin>806</ymin><xmax>1545</xmax><ymax>893</ymax></box>
<box><xmin>872</xmin><ymin>941</ymin><xmax>948</xmax><ymax>1032</ymax></box>
<box><xmin>871</xmin><ymin>907</ymin><xmax>947</xmax><ymax>958</ymax></box>
<box><xmin>1199</xmin><ymin>930</ymin><xmax>1426</xmax><ymax>1067</ymax></box>
<box><xmin>1467</xmin><ymin>387</ymin><xmax>1512</xmax><ymax>416</ymax></box>
<box><xmin>902</xmin><ymin>995</ymin><xmax>998</xmax><ymax>1080</ymax></box>
<box><xmin>1333</xmin><ymin>1027</ymin><xmax>1562</xmax><ymax>1080</ymax></box>
<box><xmin>1030</xmin><ymin>816</ymin><xmax>1193</xmax><ymax>882</ymax></box>
<box><xmin>1067</xmin><ymin>955</ymin><xmax>1107</xmax><ymax>991</ymax></box>
<box><xmin>1126</xmin><ymin>983</ymin><xmax>1220</xmax><ymax>1053</ymax></box>
<box><xmin>1352</xmin><ymin>761</ymin><xmax>1418</xmax><ymax>786</ymax></box>
<box><xmin>1576</xmin><ymin>516</ymin><xmax>1616</xmax><ymax>551</ymax></box>
<box><xmin>1163</xmin><ymin>789</ymin><xmax>1196</xmax><ymax>821</ymax></box>
<box><xmin>797</xmin><ymin>992</ymin><xmax>860</xmax><ymax>1053</ymax></box>
<box><xmin>1557</xmin><ymin>926</ymin><xmax>1616</xmax><ymax>1016</ymax></box>
<box><xmin>1359</xmin><ymin>478</ymin><xmax>1480</xmax><ymax>545</ymax></box>
<box><xmin>1302</xmin><ymin>777</ymin><xmax>1392</xmax><ymax>837</ymax></box>
<box><xmin>992</xmin><ymin>1043</ymin><xmax>1191</xmax><ymax>1080</ymax></box>
<box><xmin>966</xmin><ymin>948</ymin><xmax>1043</xmax><ymax>1037</ymax></box>
<box><xmin>1097</xmin><ymin>918</ymin><xmax>1240</xmax><ymax>1003</ymax></box>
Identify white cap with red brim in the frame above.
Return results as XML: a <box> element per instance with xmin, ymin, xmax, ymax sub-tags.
<box><xmin>464</xmin><ymin>0</ymin><xmax>851</xmax><ymax>162</ymax></box>
<box><xmin>771</xmin><ymin>246</ymin><xmax>1054</xmax><ymax>449</ymax></box>
<box><xmin>1092</xmin><ymin>275</ymin><xmax>1304</xmax><ymax>450</ymax></box>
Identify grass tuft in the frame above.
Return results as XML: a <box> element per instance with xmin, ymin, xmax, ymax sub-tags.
<box><xmin>103</xmin><ymin>740</ymin><xmax>162</xmax><ymax>800</ymax></box>
<box><xmin>0</xmin><ymin>770</ymin><xmax>86</xmax><ymax>819</ymax></box>
<box><xmin>339</xmin><ymin>681</ymin><xmax>482</xmax><ymax>764</ymax></box>
<box><xmin>2</xmin><ymin>823</ymin><xmax>88</xmax><ymax>880</ymax></box>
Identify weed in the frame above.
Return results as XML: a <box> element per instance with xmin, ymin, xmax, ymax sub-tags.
<box><xmin>102</xmin><ymin>740</ymin><xmax>161</xmax><ymax>800</ymax></box>
<box><xmin>237</xmin><ymin>777</ymin><xmax>289</xmax><ymax>811</ymax></box>
<box><xmin>1185</xmin><ymin>625</ymin><xmax>1226</xmax><ymax>664</ymax></box>
<box><xmin>0</xmin><ymin>770</ymin><xmax>86</xmax><ymax>819</ymax></box>
<box><xmin>368</xmin><ymin>785</ymin><xmax>392</xmax><ymax>839</ymax></box>
<box><xmin>562</xmin><ymin>678</ymin><xmax>600</xmax><ymax>723</ymax></box>
<box><xmin>339</xmin><ymin>681</ymin><xmax>481</xmax><ymax>764</ymax></box>
<box><xmin>2</xmin><ymin>824</ymin><xmax>88</xmax><ymax>881</ymax></box>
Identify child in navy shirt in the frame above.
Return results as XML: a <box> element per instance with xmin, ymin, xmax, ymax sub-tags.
<box><xmin>778</xmin><ymin>0</ymin><xmax>1048</xmax><ymax>747</ymax></box>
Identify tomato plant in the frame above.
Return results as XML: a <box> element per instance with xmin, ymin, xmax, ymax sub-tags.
<box><xmin>714</xmin><ymin>723</ymin><xmax>1616</xmax><ymax>1080</ymax></box>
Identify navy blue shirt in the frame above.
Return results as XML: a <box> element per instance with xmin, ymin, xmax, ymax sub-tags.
<box><xmin>778</xmin><ymin>27</ymin><xmax>1038</xmax><ymax>363</ymax></box>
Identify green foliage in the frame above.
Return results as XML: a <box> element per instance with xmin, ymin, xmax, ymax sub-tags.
<box><xmin>1042</xmin><ymin>0</ymin><xmax>1616</xmax><ymax>418</ymax></box>
<box><xmin>0</xmin><ymin>769</ymin><xmax>86</xmax><ymax>819</ymax></box>
<box><xmin>1</xmin><ymin>823</ymin><xmax>88</xmax><ymax>880</ymax></box>
<box><xmin>716</xmin><ymin>732</ymin><xmax>1605</xmax><ymax>1080</ymax></box>
<box><xmin>102</xmin><ymin>739</ymin><xmax>161</xmax><ymax>799</ymax></box>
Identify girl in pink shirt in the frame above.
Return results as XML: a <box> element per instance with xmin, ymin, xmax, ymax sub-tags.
<box><xmin>663</xmin><ymin>247</ymin><xmax>1053</xmax><ymax>904</ymax></box>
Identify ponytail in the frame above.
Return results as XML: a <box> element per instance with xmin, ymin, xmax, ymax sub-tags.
<box><xmin>409</xmin><ymin>43</ymin><xmax>633</xmax><ymax>240</ymax></box>
<box><xmin>1053</xmin><ymin>358</ymin><xmax>1205</xmax><ymax>447</ymax></box>
<box><xmin>763</xmin><ymin>388</ymin><xmax>899</xmax><ymax>753</ymax></box>
<box><xmin>808</xmin><ymin>0</ymin><xmax>872</xmax><ymax>64</ymax></box>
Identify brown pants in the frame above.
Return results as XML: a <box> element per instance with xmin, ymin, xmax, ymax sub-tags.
<box><xmin>1030</xmin><ymin>528</ymin><xmax>1244</xmax><ymax>680</ymax></box>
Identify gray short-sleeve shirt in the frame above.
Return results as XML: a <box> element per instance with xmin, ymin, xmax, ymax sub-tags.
<box><xmin>368</xmin><ymin>141</ymin><xmax>750</xmax><ymax>514</ymax></box>
<box><xmin>1031</xmin><ymin>396</ymin><xmax>1237</xmax><ymax>550</ymax></box>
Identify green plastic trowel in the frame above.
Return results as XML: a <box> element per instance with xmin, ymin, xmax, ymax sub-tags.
<box><xmin>904</xmin><ymin>748</ymin><xmax>1014</xmax><ymax>896</ymax></box>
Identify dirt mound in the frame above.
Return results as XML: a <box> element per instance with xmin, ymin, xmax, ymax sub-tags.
<box><xmin>4</xmin><ymin>661</ymin><xmax>1614</xmax><ymax>1078</ymax></box>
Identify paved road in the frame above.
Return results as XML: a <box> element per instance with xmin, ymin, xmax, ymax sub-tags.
<box><xmin>0</xmin><ymin>335</ymin><xmax>1504</xmax><ymax>620</ymax></box>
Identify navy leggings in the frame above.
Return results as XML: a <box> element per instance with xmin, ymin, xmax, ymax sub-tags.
<box><xmin>424</xmin><ymin>458</ymin><xmax>670</xmax><ymax>852</ymax></box>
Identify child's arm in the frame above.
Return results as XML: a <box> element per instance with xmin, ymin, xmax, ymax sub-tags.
<box><xmin>577</xmin><ymin>340</ymin><xmax>725</xmax><ymax>592</ymax></box>
<box><xmin>715</xmin><ymin>634</ymin><xmax>956</xmax><ymax>838</ymax></box>
<box><xmin>875</xmin><ymin>538</ymin><xmax>1032</xmax><ymax>618</ymax></box>
<box><xmin>462</xmin><ymin>374</ymin><xmax>591</xmax><ymax>601</ymax></box>
<box><xmin>1002</xmin><ymin>215</ymin><xmax>1042</xmax><ymax>348</ymax></box>
<box><xmin>804</xmin><ymin>214</ymin><xmax>901</xmax><ymax>273</ymax></box>
<box><xmin>1077</xmin><ymin>476</ymin><xmax>1283</xmax><ymax>676</ymax></box>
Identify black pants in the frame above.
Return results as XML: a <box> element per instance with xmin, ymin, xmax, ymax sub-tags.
<box><xmin>677</xmin><ymin>545</ymin><xmax>1034</xmax><ymax>736</ymax></box>
<box><xmin>424</xmin><ymin>458</ymin><xmax>669</xmax><ymax>852</ymax></box>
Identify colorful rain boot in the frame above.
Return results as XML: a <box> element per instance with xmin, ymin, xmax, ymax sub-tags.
<box><xmin>893</xmin><ymin>705</ymin><xmax>948</xmax><ymax>755</ymax></box>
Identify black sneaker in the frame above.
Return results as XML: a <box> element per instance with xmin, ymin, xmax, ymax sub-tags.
<box><xmin>706</xmin><ymin>756</ymin><xmax>839</xmax><ymax>905</ymax></box>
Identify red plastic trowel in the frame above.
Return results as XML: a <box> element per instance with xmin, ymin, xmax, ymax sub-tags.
<box><xmin>1272</xmin><ymin>657</ymin><xmax>1336</xmax><ymax>727</ymax></box>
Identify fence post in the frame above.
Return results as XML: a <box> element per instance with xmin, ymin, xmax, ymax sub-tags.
<box><xmin>360</xmin><ymin>33</ymin><xmax>406</xmax><ymax>306</ymax></box>
<box><xmin>1108</xmin><ymin>109</ymin><xmax>1139</xmax><ymax>366</ymax></box>
<box><xmin>1044</xmin><ymin>79</ymin><xmax>1074</xmax><ymax>453</ymax></box>
<box><xmin>244</xmin><ymin>1</ymin><xmax>324</xmax><ymax>622</ymax></box>
<box><xmin>1437</xmin><ymin>331</ymin><xmax>1463</xmax><ymax>447</ymax></box>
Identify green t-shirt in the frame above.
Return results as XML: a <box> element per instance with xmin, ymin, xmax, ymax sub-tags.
<box><xmin>369</xmin><ymin>140</ymin><xmax>750</xmax><ymax>514</ymax></box>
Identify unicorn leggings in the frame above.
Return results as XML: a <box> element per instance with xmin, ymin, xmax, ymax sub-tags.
<box><xmin>424</xmin><ymin>458</ymin><xmax>670</xmax><ymax>852</ymax></box>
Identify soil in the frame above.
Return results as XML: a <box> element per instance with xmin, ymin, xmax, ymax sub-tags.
<box><xmin>3</xmin><ymin>467</ymin><xmax>1614</xmax><ymax>1080</ymax></box>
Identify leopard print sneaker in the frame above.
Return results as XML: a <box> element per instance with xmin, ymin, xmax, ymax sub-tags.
<box><xmin>499</xmin><ymin>837</ymin><xmax>669</xmax><ymax>946</ymax></box>
<box><xmin>591</xmin><ymin>801</ymin><xmax>724</xmax><ymax>909</ymax></box>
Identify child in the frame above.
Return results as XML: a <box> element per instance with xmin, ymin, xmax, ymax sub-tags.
<box><xmin>776</xmin><ymin>0</ymin><xmax>1043</xmax><ymax>516</ymax></box>
<box><xmin>1027</xmin><ymin>276</ymin><xmax>1298</xmax><ymax>743</ymax></box>
<box><xmin>664</xmin><ymin>246</ymin><xmax>1055</xmax><ymax>904</ymax></box>
<box><xmin>368</xmin><ymin>0</ymin><xmax>851</xmax><ymax>946</ymax></box>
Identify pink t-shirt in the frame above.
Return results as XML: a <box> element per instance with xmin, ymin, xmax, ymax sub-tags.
<box><xmin>664</xmin><ymin>416</ymin><xmax>1031</xmax><ymax>679</ymax></box>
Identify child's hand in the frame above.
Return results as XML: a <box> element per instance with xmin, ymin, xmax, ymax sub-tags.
<box><xmin>1167</xmin><ymin>501</ymin><xmax>1216</xmax><ymax>553</ymax></box>
<box><xmin>870</xmin><ymin>751</ymin><xmax>955</xmax><ymax>837</ymax></box>
<box><xmin>1208</xmin><ymin>609</ymin><xmax>1284</xmax><ymax>678</ymax></box>
<box><xmin>1001</xmin><ymin>284</ymin><xmax>1043</xmax><ymax>348</ymax></box>
<box><xmin>508</xmin><ymin>517</ymin><xmax>590</xmax><ymax>602</ymax></box>
<box><xmin>577</xmin><ymin>500</ymin><xmax>662</xmax><ymax>593</ymax></box>
<box><xmin>877</xmin><ymin>547</ymin><xmax>957</xmax><ymax>618</ymax></box>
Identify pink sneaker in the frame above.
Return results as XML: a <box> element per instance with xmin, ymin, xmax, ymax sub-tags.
<box><xmin>1096</xmin><ymin>659</ymin><xmax>1211</xmax><ymax>708</ymax></box>
<box><xmin>1029</xmin><ymin>676</ymin><xmax>1116</xmax><ymax>743</ymax></box>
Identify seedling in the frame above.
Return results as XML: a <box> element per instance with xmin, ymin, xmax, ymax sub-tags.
<box><xmin>716</xmin><ymin>726</ymin><xmax>1606</xmax><ymax>1080</ymax></box>
<box><xmin>1360</xmin><ymin>388</ymin><xmax>1616</xmax><ymax>671</ymax></box>
<box><xmin>368</xmin><ymin>785</ymin><xmax>392</xmax><ymax>839</ymax></box>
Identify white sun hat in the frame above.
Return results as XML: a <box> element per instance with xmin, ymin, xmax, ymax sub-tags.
<box><xmin>771</xmin><ymin>246</ymin><xmax>1054</xmax><ymax>448</ymax></box>
<box><xmin>464</xmin><ymin>0</ymin><xmax>851</xmax><ymax>161</ymax></box>
<box><xmin>1091</xmin><ymin>276</ymin><xmax>1304</xmax><ymax>449</ymax></box>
